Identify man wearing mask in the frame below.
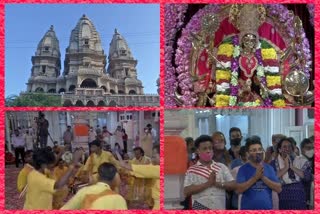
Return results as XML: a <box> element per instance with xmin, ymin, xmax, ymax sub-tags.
<box><xmin>184</xmin><ymin>135</ymin><xmax>236</xmax><ymax>210</ymax></box>
<box><xmin>12</xmin><ymin>129</ymin><xmax>26</xmax><ymax>168</ymax></box>
<box><xmin>63</xmin><ymin>126</ymin><xmax>73</xmax><ymax>145</ymax></box>
<box><xmin>236</xmin><ymin>136</ymin><xmax>282</xmax><ymax>210</ymax></box>
<box><xmin>265</xmin><ymin>134</ymin><xmax>286</xmax><ymax>164</ymax></box>
<box><xmin>88</xmin><ymin>127</ymin><xmax>97</xmax><ymax>143</ymax></box>
<box><xmin>300</xmin><ymin>138</ymin><xmax>314</xmax><ymax>209</ymax></box>
<box><xmin>228</xmin><ymin>127</ymin><xmax>243</xmax><ymax>160</ymax></box>
<box><xmin>146</xmin><ymin>124</ymin><xmax>157</xmax><ymax>144</ymax></box>
<box><xmin>38</xmin><ymin>112</ymin><xmax>49</xmax><ymax>149</ymax></box>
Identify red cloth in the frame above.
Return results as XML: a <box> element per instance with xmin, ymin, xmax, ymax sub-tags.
<box><xmin>164</xmin><ymin>136</ymin><xmax>188</xmax><ymax>174</ymax></box>
<box><xmin>74</xmin><ymin>125</ymin><xmax>89</xmax><ymax>136</ymax></box>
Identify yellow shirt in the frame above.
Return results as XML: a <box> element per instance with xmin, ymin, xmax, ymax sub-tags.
<box><xmin>132</xmin><ymin>164</ymin><xmax>160</xmax><ymax>210</ymax></box>
<box><xmin>53</xmin><ymin>166</ymin><xmax>69</xmax><ymax>180</ymax></box>
<box><xmin>61</xmin><ymin>182</ymin><xmax>127</xmax><ymax>210</ymax></box>
<box><xmin>17</xmin><ymin>164</ymin><xmax>33</xmax><ymax>193</ymax></box>
<box><xmin>23</xmin><ymin>170</ymin><xmax>56</xmax><ymax>210</ymax></box>
<box><xmin>83</xmin><ymin>151</ymin><xmax>119</xmax><ymax>175</ymax></box>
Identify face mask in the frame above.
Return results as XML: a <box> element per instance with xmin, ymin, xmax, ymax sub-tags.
<box><xmin>231</xmin><ymin>138</ymin><xmax>242</xmax><ymax>146</ymax></box>
<box><xmin>305</xmin><ymin>149</ymin><xmax>314</xmax><ymax>158</ymax></box>
<box><xmin>249</xmin><ymin>152</ymin><xmax>264</xmax><ymax>163</ymax></box>
<box><xmin>199</xmin><ymin>152</ymin><xmax>213</xmax><ymax>162</ymax></box>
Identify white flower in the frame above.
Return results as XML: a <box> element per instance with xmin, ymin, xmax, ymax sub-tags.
<box><xmin>216</xmin><ymin>82</ymin><xmax>230</xmax><ymax>92</ymax></box>
<box><xmin>269</xmin><ymin>88</ymin><xmax>282</xmax><ymax>95</ymax></box>
<box><xmin>256</xmin><ymin>42</ymin><xmax>261</xmax><ymax>50</ymax></box>
<box><xmin>217</xmin><ymin>61</ymin><xmax>231</xmax><ymax>68</ymax></box>
<box><xmin>264</xmin><ymin>66</ymin><xmax>280</xmax><ymax>73</ymax></box>
<box><xmin>257</xmin><ymin>66</ymin><xmax>265</xmax><ymax>77</ymax></box>
<box><xmin>233</xmin><ymin>46</ymin><xmax>240</xmax><ymax>57</ymax></box>
<box><xmin>231</xmin><ymin>71</ymin><xmax>238</xmax><ymax>77</ymax></box>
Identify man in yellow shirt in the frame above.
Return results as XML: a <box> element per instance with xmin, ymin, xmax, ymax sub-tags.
<box><xmin>23</xmin><ymin>148</ymin><xmax>83</xmax><ymax>210</ymax></box>
<box><xmin>61</xmin><ymin>162</ymin><xmax>127</xmax><ymax>210</ymax></box>
<box><xmin>126</xmin><ymin>147</ymin><xmax>152</xmax><ymax>207</ymax></box>
<box><xmin>82</xmin><ymin>140</ymin><xmax>119</xmax><ymax>184</ymax></box>
<box><xmin>119</xmin><ymin>144</ymin><xmax>160</xmax><ymax>210</ymax></box>
<box><xmin>52</xmin><ymin>159</ymin><xmax>70</xmax><ymax>209</ymax></box>
<box><xmin>17</xmin><ymin>151</ymin><xmax>34</xmax><ymax>194</ymax></box>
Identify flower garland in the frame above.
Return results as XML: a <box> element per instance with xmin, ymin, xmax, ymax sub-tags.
<box><xmin>215</xmin><ymin>36</ymin><xmax>285</xmax><ymax>107</ymax></box>
<box><xmin>265</xmin><ymin>4</ymin><xmax>312</xmax><ymax>79</ymax></box>
<box><xmin>307</xmin><ymin>4</ymin><xmax>314</xmax><ymax>27</ymax></box>
<box><xmin>258</xmin><ymin>40</ymin><xmax>285</xmax><ymax>107</ymax></box>
<box><xmin>169</xmin><ymin>4</ymin><xmax>312</xmax><ymax>107</ymax></box>
<box><xmin>164</xmin><ymin>4</ymin><xmax>188</xmax><ymax>107</ymax></box>
<box><xmin>174</xmin><ymin>4</ymin><xmax>221</xmax><ymax>106</ymax></box>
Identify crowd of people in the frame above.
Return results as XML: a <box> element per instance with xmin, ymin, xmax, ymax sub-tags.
<box><xmin>182</xmin><ymin>127</ymin><xmax>314</xmax><ymax>210</ymax></box>
<box><xmin>6</xmin><ymin>118</ymin><xmax>160</xmax><ymax>210</ymax></box>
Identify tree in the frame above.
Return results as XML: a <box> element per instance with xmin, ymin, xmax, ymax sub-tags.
<box><xmin>5</xmin><ymin>93</ymin><xmax>62</xmax><ymax>107</ymax></box>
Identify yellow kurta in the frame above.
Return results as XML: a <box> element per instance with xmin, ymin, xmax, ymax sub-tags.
<box><xmin>23</xmin><ymin>170</ymin><xmax>56</xmax><ymax>210</ymax></box>
<box><xmin>82</xmin><ymin>151</ymin><xmax>119</xmax><ymax>184</ymax></box>
<box><xmin>52</xmin><ymin>166</ymin><xmax>69</xmax><ymax>209</ymax></box>
<box><xmin>17</xmin><ymin>164</ymin><xmax>34</xmax><ymax>193</ymax></box>
<box><xmin>131</xmin><ymin>165</ymin><xmax>160</xmax><ymax>210</ymax></box>
<box><xmin>61</xmin><ymin>182</ymin><xmax>127</xmax><ymax>210</ymax></box>
<box><xmin>141</xmin><ymin>135</ymin><xmax>153</xmax><ymax>158</ymax></box>
<box><xmin>126</xmin><ymin>157</ymin><xmax>152</xmax><ymax>206</ymax></box>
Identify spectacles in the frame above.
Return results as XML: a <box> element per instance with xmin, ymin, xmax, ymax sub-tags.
<box><xmin>249</xmin><ymin>148</ymin><xmax>264</xmax><ymax>153</ymax></box>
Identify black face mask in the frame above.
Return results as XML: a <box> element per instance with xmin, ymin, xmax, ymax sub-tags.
<box><xmin>231</xmin><ymin>138</ymin><xmax>242</xmax><ymax>146</ymax></box>
<box><xmin>249</xmin><ymin>152</ymin><xmax>264</xmax><ymax>163</ymax></box>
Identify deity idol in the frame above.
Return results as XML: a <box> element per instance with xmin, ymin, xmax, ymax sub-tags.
<box><xmin>176</xmin><ymin>4</ymin><xmax>313</xmax><ymax>107</ymax></box>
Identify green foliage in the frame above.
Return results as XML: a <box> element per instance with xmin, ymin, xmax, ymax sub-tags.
<box><xmin>5</xmin><ymin>93</ymin><xmax>62</xmax><ymax>107</ymax></box>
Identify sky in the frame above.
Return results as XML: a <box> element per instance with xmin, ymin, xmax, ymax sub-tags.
<box><xmin>5</xmin><ymin>4</ymin><xmax>160</xmax><ymax>97</ymax></box>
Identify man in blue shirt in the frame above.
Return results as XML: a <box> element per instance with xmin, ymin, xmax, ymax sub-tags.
<box><xmin>236</xmin><ymin>136</ymin><xmax>282</xmax><ymax>210</ymax></box>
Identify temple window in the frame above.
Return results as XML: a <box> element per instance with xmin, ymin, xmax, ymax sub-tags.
<box><xmin>42</xmin><ymin>65</ymin><xmax>46</xmax><ymax>74</ymax></box>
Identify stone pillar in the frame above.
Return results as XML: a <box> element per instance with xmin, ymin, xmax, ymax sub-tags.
<box><xmin>115</xmin><ymin>85</ymin><xmax>119</xmax><ymax>94</ymax></box>
<box><xmin>164</xmin><ymin>110</ymin><xmax>187</xmax><ymax>210</ymax></box>
<box><xmin>139</xmin><ymin>111</ymin><xmax>145</xmax><ymax>147</ymax></box>
<box><xmin>59</xmin><ymin>112</ymin><xmax>67</xmax><ymax>144</ymax></box>
<box><xmin>106</xmin><ymin>81</ymin><xmax>110</xmax><ymax>92</ymax></box>
<box><xmin>6</xmin><ymin>114</ymin><xmax>12</xmax><ymax>152</ymax></box>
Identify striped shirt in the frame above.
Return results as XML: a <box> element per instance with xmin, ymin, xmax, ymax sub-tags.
<box><xmin>184</xmin><ymin>161</ymin><xmax>234</xmax><ymax>210</ymax></box>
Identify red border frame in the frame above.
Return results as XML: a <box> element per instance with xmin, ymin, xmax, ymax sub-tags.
<box><xmin>1</xmin><ymin>0</ymin><xmax>319</xmax><ymax>213</ymax></box>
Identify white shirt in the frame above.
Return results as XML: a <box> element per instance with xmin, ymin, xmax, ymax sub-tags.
<box><xmin>151</xmin><ymin>128</ymin><xmax>157</xmax><ymax>144</ymax></box>
<box><xmin>25</xmin><ymin>134</ymin><xmax>34</xmax><ymax>150</ymax></box>
<box><xmin>12</xmin><ymin>134</ymin><xmax>26</xmax><ymax>148</ymax></box>
<box><xmin>184</xmin><ymin>161</ymin><xmax>234</xmax><ymax>210</ymax></box>
<box><xmin>88</xmin><ymin>130</ymin><xmax>97</xmax><ymax>143</ymax></box>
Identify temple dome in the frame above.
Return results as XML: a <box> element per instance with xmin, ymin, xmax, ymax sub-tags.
<box><xmin>67</xmin><ymin>14</ymin><xmax>103</xmax><ymax>53</ymax></box>
<box><xmin>35</xmin><ymin>25</ymin><xmax>60</xmax><ymax>58</ymax></box>
<box><xmin>108</xmin><ymin>28</ymin><xmax>134</xmax><ymax>60</ymax></box>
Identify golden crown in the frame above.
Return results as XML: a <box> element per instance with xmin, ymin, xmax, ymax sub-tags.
<box><xmin>229</xmin><ymin>4</ymin><xmax>266</xmax><ymax>42</ymax></box>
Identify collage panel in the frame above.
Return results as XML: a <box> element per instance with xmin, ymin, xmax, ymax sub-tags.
<box><xmin>5</xmin><ymin>110</ymin><xmax>160</xmax><ymax>210</ymax></box>
<box><xmin>5</xmin><ymin>4</ymin><xmax>160</xmax><ymax>107</ymax></box>
<box><xmin>165</xmin><ymin>4</ymin><xmax>314</xmax><ymax>108</ymax></box>
<box><xmin>164</xmin><ymin>108</ymin><xmax>315</xmax><ymax>210</ymax></box>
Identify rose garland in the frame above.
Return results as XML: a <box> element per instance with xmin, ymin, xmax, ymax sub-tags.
<box><xmin>164</xmin><ymin>4</ymin><xmax>188</xmax><ymax>107</ymax></box>
<box><xmin>169</xmin><ymin>4</ymin><xmax>312</xmax><ymax>107</ymax></box>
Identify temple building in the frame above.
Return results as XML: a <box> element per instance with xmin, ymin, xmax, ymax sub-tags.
<box><xmin>26</xmin><ymin>15</ymin><xmax>159</xmax><ymax>107</ymax></box>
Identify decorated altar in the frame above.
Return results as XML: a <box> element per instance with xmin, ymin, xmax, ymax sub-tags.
<box><xmin>165</xmin><ymin>4</ymin><xmax>314</xmax><ymax>107</ymax></box>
